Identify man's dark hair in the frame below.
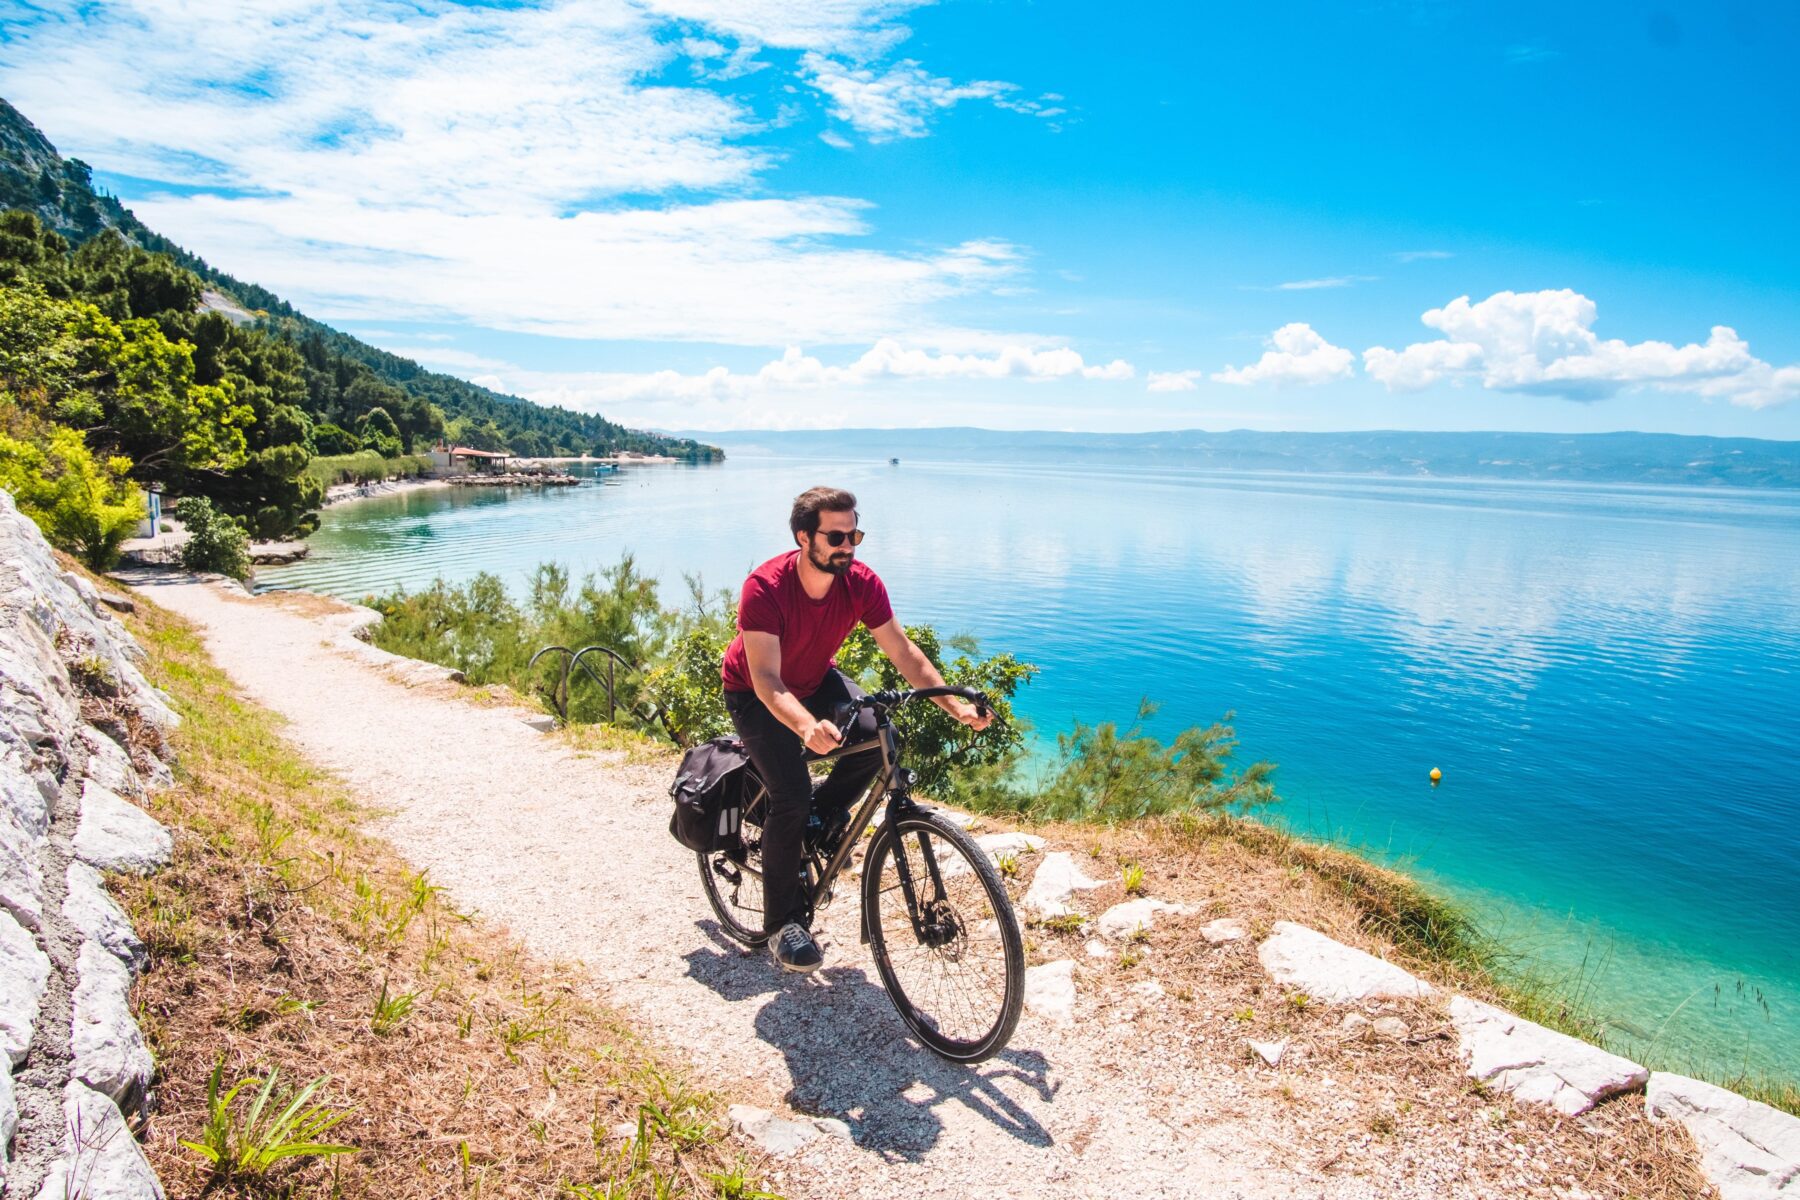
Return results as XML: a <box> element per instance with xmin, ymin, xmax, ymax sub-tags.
<box><xmin>790</xmin><ymin>486</ymin><xmax>857</xmax><ymax>537</ymax></box>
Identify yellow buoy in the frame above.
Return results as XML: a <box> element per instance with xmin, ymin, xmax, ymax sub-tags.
<box><xmin>1429</xmin><ymin>767</ymin><xmax>1443</xmax><ymax>784</ymax></box>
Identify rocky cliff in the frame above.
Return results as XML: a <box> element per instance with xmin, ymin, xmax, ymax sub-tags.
<box><xmin>0</xmin><ymin>490</ymin><xmax>174</xmax><ymax>1198</ymax></box>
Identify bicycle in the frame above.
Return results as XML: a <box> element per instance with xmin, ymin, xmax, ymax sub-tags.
<box><xmin>696</xmin><ymin>685</ymin><xmax>1025</xmax><ymax>1063</ymax></box>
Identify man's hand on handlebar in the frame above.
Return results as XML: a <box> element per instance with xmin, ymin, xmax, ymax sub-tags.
<box><xmin>803</xmin><ymin>717</ymin><xmax>844</xmax><ymax>755</ymax></box>
<box><xmin>944</xmin><ymin>697</ymin><xmax>992</xmax><ymax>732</ymax></box>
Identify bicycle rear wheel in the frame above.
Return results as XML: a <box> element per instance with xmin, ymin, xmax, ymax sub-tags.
<box><xmin>863</xmin><ymin>808</ymin><xmax>1024</xmax><ymax>1063</ymax></box>
<box><xmin>699</xmin><ymin>788</ymin><xmax>769</xmax><ymax>947</ymax></box>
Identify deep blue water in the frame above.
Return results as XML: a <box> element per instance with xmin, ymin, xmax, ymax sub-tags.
<box><xmin>260</xmin><ymin>454</ymin><xmax>1800</xmax><ymax>1080</ymax></box>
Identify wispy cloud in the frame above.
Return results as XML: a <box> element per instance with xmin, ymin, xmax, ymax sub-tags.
<box><xmin>1246</xmin><ymin>275</ymin><xmax>1377</xmax><ymax>292</ymax></box>
<box><xmin>0</xmin><ymin>0</ymin><xmax>1052</xmax><ymax>348</ymax></box>
<box><xmin>797</xmin><ymin>54</ymin><xmax>1059</xmax><ymax>141</ymax></box>
<box><xmin>1363</xmin><ymin>289</ymin><xmax>1800</xmax><ymax>408</ymax></box>
<box><xmin>1146</xmin><ymin>370</ymin><xmax>1205</xmax><ymax>393</ymax></box>
<box><xmin>1395</xmin><ymin>249</ymin><xmax>1454</xmax><ymax>262</ymax></box>
<box><xmin>1213</xmin><ymin>323</ymin><xmax>1356</xmax><ymax>387</ymax></box>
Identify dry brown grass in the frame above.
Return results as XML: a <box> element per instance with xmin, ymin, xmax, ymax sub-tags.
<box><xmin>113</xmin><ymin>597</ymin><xmax>772</xmax><ymax>1199</ymax></box>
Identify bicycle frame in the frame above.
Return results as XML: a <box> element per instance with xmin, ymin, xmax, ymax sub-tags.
<box><xmin>731</xmin><ymin>705</ymin><xmax>947</xmax><ymax>944</ymax></box>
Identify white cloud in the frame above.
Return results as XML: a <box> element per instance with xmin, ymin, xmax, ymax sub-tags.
<box><xmin>467</xmin><ymin>340</ymin><xmax>1133</xmax><ymax>414</ymax></box>
<box><xmin>1212</xmin><ymin>324</ymin><xmax>1356</xmax><ymax>387</ymax></box>
<box><xmin>0</xmin><ymin>0</ymin><xmax>1052</xmax><ymax>347</ymax></box>
<box><xmin>1363</xmin><ymin>290</ymin><xmax>1800</xmax><ymax>408</ymax></box>
<box><xmin>1273</xmin><ymin>275</ymin><xmax>1376</xmax><ymax>291</ymax></box>
<box><xmin>642</xmin><ymin>0</ymin><xmax>921</xmax><ymax>54</ymax></box>
<box><xmin>798</xmin><ymin>54</ymin><xmax>1053</xmax><ymax>141</ymax></box>
<box><xmin>1146</xmin><ymin>370</ymin><xmax>1204</xmax><ymax>393</ymax></box>
<box><xmin>1396</xmin><ymin>249</ymin><xmax>1454</xmax><ymax>262</ymax></box>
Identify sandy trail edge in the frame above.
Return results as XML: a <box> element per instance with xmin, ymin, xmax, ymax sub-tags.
<box><xmin>130</xmin><ymin>576</ymin><xmax>1361</xmax><ymax>1200</ymax></box>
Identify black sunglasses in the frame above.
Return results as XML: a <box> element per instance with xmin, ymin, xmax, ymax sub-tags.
<box><xmin>814</xmin><ymin>529</ymin><xmax>866</xmax><ymax>547</ymax></box>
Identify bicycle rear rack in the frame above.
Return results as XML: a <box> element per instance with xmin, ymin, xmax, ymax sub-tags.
<box><xmin>527</xmin><ymin>643</ymin><xmax>637</xmax><ymax>724</ymax></box>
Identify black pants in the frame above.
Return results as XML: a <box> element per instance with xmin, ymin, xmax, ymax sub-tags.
<box><xmin>723</xmin><ymin>670</ymin><xmax>885</xmax><ymax>934</ymax></box>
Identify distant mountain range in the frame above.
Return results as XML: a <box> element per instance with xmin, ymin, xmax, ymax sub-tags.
<box><xmin>0</xmin><ymin>97</ymin><xmax>720</xmax><ymax>462</ymax></box>
<box><xmin>677</xmin><ymin>427</ymin><xmax>1800</xmax><ymax>489</ymax></box>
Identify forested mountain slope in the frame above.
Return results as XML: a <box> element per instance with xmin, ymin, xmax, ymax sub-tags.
<box><xmin>1</xmin><ymin>97</ymin><xmax>720</xmax><ymax>467</ymax></box>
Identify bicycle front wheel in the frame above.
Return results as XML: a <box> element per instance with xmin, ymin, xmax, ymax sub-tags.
<box><xmin>862</xmin><ymin>808</ymin><xmax>1024</xmax><ymax>1063</ymax></box>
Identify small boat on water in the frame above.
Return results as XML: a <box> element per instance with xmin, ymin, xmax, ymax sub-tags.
<box><xmin>890</xmin><ymin>457</ymin><xmax>900</xmax><ymax>465</ymax></box>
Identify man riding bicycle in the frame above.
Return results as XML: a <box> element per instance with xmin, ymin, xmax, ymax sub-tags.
<box><xmin>720</xmin><ymin>486</ymin><xmax>991</xmax><ymax>974</ymax></box>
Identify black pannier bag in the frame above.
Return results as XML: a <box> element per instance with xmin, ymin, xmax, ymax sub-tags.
<box><xmin>668</xmin><ymin>737</ymin><xmax>752</xmax><ymax>852</ymax></box>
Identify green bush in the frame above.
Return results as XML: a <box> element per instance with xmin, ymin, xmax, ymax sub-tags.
<box><xmin>175</xmin><ymin>495</ymin><xmax>251</xmax><ymax>579</ymax></box>
<box><xmin>368</xmin><ymin>559</ymin><xmax>669</xmax><ymax>725</ymax></box>
<box><xmin>310</xmin><ymin>422</ymin><xmax>358</xmax><ymax>455</ymax></box>
<box><xmin>834</xmin><ymin>623</ymin><xmax>1037</xmax><ymax>798</ymax></box>
<box><xmin>967</xmin><ymin>699</ymin><xmax>1278</xmax><ymax>824</ymax></box>
<box><xmin>0</xmin><ymin>423</ymin><xmax>143</xmax><ymax>569</ymax></box>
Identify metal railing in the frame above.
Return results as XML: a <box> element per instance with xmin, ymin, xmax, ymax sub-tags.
<box><xmin>527</xmin><ymin>644</ymin><xmax>638</xmax><ymax>724</ymax></box>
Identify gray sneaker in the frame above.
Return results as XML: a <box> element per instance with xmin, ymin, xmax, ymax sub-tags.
<box><xmin>769</xmin><ymin>922</ymin><xmax>822</xmax><ymax>973</ymax></box>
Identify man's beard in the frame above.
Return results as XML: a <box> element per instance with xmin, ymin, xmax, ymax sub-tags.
<box><xmin>808</xmin><ymin>543</ymin><xmax>853</xmax><ymax>575</ymax></box>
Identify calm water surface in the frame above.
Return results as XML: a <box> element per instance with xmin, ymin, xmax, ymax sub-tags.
<box><xmin>261</xmin><ymin>456</ymin><xmax>1800</xmax><ymax>1080</ymax></box>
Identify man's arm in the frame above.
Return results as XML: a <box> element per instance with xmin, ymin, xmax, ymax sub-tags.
<box><xmin>743</xmin><ymin>631</ymin><xmax>844</xmax><ymax>754</ymax></box>
<box><xmin>868</xmin><ymin>619</ymin><xmax>993</xmax><ymax>731</ymax></box>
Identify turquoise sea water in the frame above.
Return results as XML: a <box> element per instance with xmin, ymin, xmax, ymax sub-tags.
<box><xmin>259</xmin><ymin>454</ymin><xmax>1800</xmax><ymax>1081</ymax></box>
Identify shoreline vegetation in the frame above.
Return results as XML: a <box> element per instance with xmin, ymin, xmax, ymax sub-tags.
<box><xmin>364</xmin><ymin>556</ymin><xmax>1799</xmax><ymax>1119</ymax></box>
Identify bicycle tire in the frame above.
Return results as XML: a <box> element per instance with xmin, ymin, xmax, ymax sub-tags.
<box><xmin>862</xmin><ymin>808</ymin><xmax>1024</xmax><ymax>1063</ymax></box>
<box><xmin>698</xmin><ymin>791</ymin><xmax>770</xmax><ymax>947</ymax></box>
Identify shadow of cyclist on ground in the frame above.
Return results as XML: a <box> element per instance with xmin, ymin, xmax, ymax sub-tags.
<box><xmin>684</xmin><ymin>925</ymin><xmax>1053</xmax><ymax>1163</ymax></box>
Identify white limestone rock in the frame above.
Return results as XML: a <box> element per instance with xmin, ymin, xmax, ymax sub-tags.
<box><xmin>1249</xmin><ymin>1038</ymin><xmax>1290</xmax><ymax>1067</ymax></box>
<box><xmin>728</xmin><ymin>1104</ymin><xmax>852</xmax><ymax>1155</ymax></box>
<box><xmin>1646</xmin><ymin>1072</ymin><xmax>1800</xmax><ymax>1199</ymax></box>
<box><xmin>70</xmin><ymin>940</ymin><xmax>154</xmax><ymax>1112</ymax></box>
<box><xmin>1024</xmin><ymin>959</ymin><xmax>1077</xmax><ymax>1025</ymax></box>
<box><xmin>1449</xmin><ymin>995</ymin><xmax>1647</xmax><ymax>1117</ymax></box>
<box><xmin>65</xmin><ymin>861</ymin><xmax>148</xmax><ymax>974</ymax></box>
<box><xmin>974</xmin><ymin>832</ymin><xmax>1045</xmax><ymax>859</ymax></box>
<box><xmin>0</xmin><ymin>799</ymin><xmax>44</xmax><ymax>931</ymax></box>
<box><xmin>30</xmin><ymin>1081</ymin><xmax>166</xmax><ymax>1200</ymax></box>
<box><xmin>0</xmin><ymin>907</ymin><xmax>50</xmax><ymax>1066</ymax></box>
<box><xmin>0</xmin><ymin>1058</ymin><xmax>15</xmax><ymax>1184</ymax></box>
<box><xmin>1096</xmin><ymin>898</ymin><xmax>1194</xmax><ymax>941</ymax></box>
<box><xmin>1257</xmin><ymin>921</ymin><xmax>1434</xmax><ymax>1004</ymax></box>
<box><xmin>1021</xmin><ymin>853</ymin><xmax>1102</xmax><ymax>919</ymax></box>
<box><xmin>78</xmin><ymin>725</ymin><xmax>144</xmax><ymax>798</ymax></box>
<box><xmin>1199</xmin><ymin>917</ymin><xmax>1249</xmax><ymax>944</ymax></box>
<box><xmin>73</xmin><ymin>779</ymin><xmax>172</xmax><ymax>875</ymax></box>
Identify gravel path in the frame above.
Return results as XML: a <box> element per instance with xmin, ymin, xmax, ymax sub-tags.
<box><xmin>132</xmin><ymin>576</ymin><xmax>1402</xmax><ymax>1200</ymax></box>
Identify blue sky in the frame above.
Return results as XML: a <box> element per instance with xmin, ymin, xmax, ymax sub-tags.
<box><xmin>2</xmin><ymin>0</ymin><xmax>1796</xmax><ymax>435</ymax></box>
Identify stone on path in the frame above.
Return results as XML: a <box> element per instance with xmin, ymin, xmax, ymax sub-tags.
<box><xmin>1645</xmin><ymin>1072</ymin><xmax>1800</xmax><ymax>1200</ymax></box>
<box><xmin>1084</xmin><ymin>938</ymin><xmax>1108</xmax><ymax>958</ymax></box>
<box><xmin>1371</xmin><ymin>1015</ymin><xmax>1410</xmax><ymax>1040</ymax></box>
<box><xmin>1199</xmin><ymin>917</ymin><xmax>1248</xmax><ymax>944</ymax></box>
<box><xmin>1257</xmin><ymin>921</ymin><xmax>1434</xmax><ymax>1004</ymax></box>
<box><xmin>1449</xmin><ymin>996</ymin><xmax>1648</xmax><ymax>1117</ymax></box>
<box><xmin>1096</xmin><ymin>897</ymin><xmax>1193</xmax><ymax>941</ymax></box>
<box><xmin>1022</xmin><ymin>853</ymin><xmax>1102</xmax><ymax>919</ymax></box>
<box><xmin>1249</xmin><ymin>1038</ymin><xmax>1290</xmax><ymax>1067</ymax></box>
<box><xmin>72</xmin><ymin>780</ymin><xmax>172</xmax><ymax>875</ymax></box>
<box><xmin>728</xmin><ymin>1104</ymin><xmax>853</xmax><ymax>1156</ymax></box>
<box><xmin>1024</xmin><ymin>959</ymin><xmax>1077</xmax><ymax>1025</ymax></box>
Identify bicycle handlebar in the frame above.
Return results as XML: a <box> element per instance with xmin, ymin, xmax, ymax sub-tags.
<box><xmin>828</xmin><ymin>685</ymin><xmax>992</xmax><ymax>744</ymax></box>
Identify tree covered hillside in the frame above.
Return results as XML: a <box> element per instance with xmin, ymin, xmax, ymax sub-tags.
<box><xmin>0</xmin><ymin>97</ymin><xmax>719</xmax><ymax>505</ymax></box>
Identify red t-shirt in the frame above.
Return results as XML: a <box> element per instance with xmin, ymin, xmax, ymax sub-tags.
<box><xmin>720</xmin><ymin>551</ymin><xmax>894</xmax><ymax>698</ymax></box>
